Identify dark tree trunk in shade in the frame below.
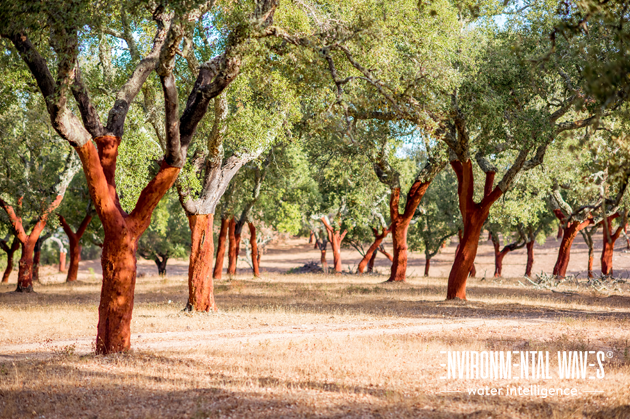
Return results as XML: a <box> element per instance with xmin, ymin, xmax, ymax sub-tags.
<box><xmin>154</xmin><ymin>255</ymin><xmax>168</xmax><ymax>277</ymax></box>
<box><xmin>367</xmin><ymin>250</ymin><xmax>378</xmax><ymax>273</ymax></box>
<box><xmin>0</xmin><ymin>238</ymin><xmax>20</xmax><ymax>283</ymax></box>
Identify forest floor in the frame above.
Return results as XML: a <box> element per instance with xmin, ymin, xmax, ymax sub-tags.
<box><xmin>1</xmin><ymin>236</ymin><xmax>630</xmax><ymax>418</ymax></box>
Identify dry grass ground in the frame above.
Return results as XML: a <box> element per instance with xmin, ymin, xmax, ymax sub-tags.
<box><xmin>1</xmin><ymin>271</ymin><xmax>630</xmax><ymax>419</ymax></box>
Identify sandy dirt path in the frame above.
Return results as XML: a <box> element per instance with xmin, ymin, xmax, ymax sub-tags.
<box><xmin>0</xmin><ymin>317</ymin><xmax>551</xmax><ymax>361</ymax></box>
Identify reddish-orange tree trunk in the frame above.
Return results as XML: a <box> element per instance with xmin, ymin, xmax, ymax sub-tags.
<box><xmin>17</xmin><ymin>239</ymin><xmax>38</xmax><ymax>292</ymax></box>
<box><xmin>447</xmin><ymin>161</ymin><xmax>502</xmax><ymax>299</ymax></box>
<box><xmin>77</xmin><ymin>137</ymin><xmax>180</xmax><ymax>354</ymax></box>
<box><xmin>357</xmin><ymin>226</ymin><xmax>390</xmax><ymax>274</ymax></box>
<box><xmin>249</xmin><ymin>222</ymin><xmax>260</xmax><ymax>277</ymax></box>
<box><xmin>321</xmin><ymin>217</ymin><xmax>347</xmax><ymax>274</ymax></box>
<box><xmin>491</xmin><ymin>234</ymin><xmax>525</xmax><ymax>278</ymax></box>
<box><xmin>58</xmin><ymin>212</ymin><xmax>92</xmax><ymax>282</ymax></box>
<box><xmin>552</xmin><ymin>209</ymin><xmax>592</xmax><ymax>278</ymax></box>
<box><xmin>59</xmin><ymin>251</ymin><xmax>67</xmax><ymax>273</ymax></box>
<box><xmin>186</xmin><ymin>214</ymin><xmax>216</xmax><ymax>312</ymax></box>
<box><xmin>553</xmin><ymin>222</ymin><xmax>591</xmax><ymax>278</ymax></box>
<box><xmin>494</xmin><ymin>250</ymin><xmax>508</xmax><ymax>277</ymax></box>
<box><xmin>0</xmin><ymin>238</ymin><xmax>20</xmax><ymax>283</ymax></box>
<box><xmin>387</xmin><ymin>178</ymin><xmax>433</xmax><ymax>282</ymax></box>
<box><xmin>0</xmin><ymin>195</ymin><xmax>64</xmax><ymax>292</ymax></box>
<box><xmin>213</xmin><ymin>217</ymin><xmax>229</xmax><ymax>279</ymax></box>
<box><xmin>601</xmin><ymin>217</ymin><xmax>625</xmax><ymax>276</ymax></box>
<box><xmin>525</xmin><ymin>240</ymin><xmax>535</xmax><ymax>277</ymax></box>
<box><xmin>32</xmin><ymin>237</ymin><xmax>44</xmax><ymax>283</ymax></box>
<box><xmin>424</xmin><ymin>258</ymin><xmax>431</xmax><ymax>277</ymax></box>
<box><xmin>587</xmin><ymin>251</ymin><xmax>595</xmax><ymax>278</ymax></box>
<box><xmin>228</xmin><ymin>218</ymin><xmax>243</xmax><ymax>275</ymax></box>
<box><xmin>379</xmin><ymin>245</ymin><xmax>393</xmax><ymax>262</ymax></box>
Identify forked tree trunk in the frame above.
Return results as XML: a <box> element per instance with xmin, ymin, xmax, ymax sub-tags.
<box><xmin>1</xmin><ymin>238</ymin><xmax>20</xmax><ymax>283</ymax></box>
<box><xmin>447</xmin><ymin>160</ymin><xmax>502</xmax><ymax>299</ymax></box>
<box><xmin>321</xmin><ymin>217</ymin><xmax>347</xmax><ymax>274</ymax></box>
<box><xmin>186</xmin><ymin>214</ymin><xmax>216</xmax><ymax>311</ymax></box>
<box><xmin>601</xmin><ymin>218</ymin><xmax>624</xmax><ymax>277</ymax></box>
<box><xmin>59</xmin><ymin>212</ymin><xmax>92</xmax><ymax>282</ymax></box>
<box><xmin>552</xmin><ymin>220</ymin><xmax>591</xmax><ymax>278</ymax></box>
<box><xmin>492</xmin><ymin>234</ymin><xmax>525</xmax><ymax>278</ymax></box>
<box><xmin>557</xmin><ymin>225</ymin><xmax>563</xmax><ymax>239</ymax></box>
<box><xmin>78</xmin><ymin>136</ymin><xmax>181</xmax><ymax>354</ymax></box>
<box><xmin>155</xmin><ymin>255</ymin><xmax>168</xmax><ymax>277</ymax></box>
<box><xmin>213</xmin><ymin>216</ymin><xmax>229</xmax><ymax>280</ymax></box>
<box><xmin>1</xmin><ymin>193</ymin><xmax>65</xmax><ymax>292</ymax></box>
<box><xmin>525</xmin><ymin>240</ymin><xmax>535</xmax><ymax>277</ymax></box>
<box><xmin>357</xmin><ymin>226</ymin><xmax>390</xmax><ymax>274</ymax></box>
<box><xmin>248</xmin><ymin>222</ymin><xmax>260</xmax><ymax>277</ymax></box>
<box><xmin>387</xmin><ymin>179</ymin><xmax>432</xmax><ymax>282</ymax></box>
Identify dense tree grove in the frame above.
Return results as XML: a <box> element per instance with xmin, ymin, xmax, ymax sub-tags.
<box><xmin>0</xmin><ymin>0</ymin><xmax>629</xmax><ymax>353</ymax></box>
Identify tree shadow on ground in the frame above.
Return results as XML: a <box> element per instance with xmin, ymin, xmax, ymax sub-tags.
<box><xmin>0</xmin><ymin>352</ymin><xmax>626</xmax><ymax>419</ymax></box>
